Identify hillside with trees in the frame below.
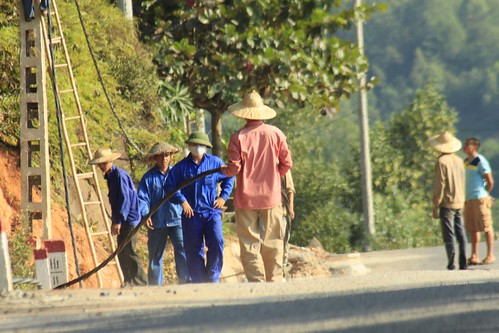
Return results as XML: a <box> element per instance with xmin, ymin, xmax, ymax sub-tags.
<box><xmin>362</xmin><ymin>0</ymin><xmax>499</xmax><ymax>203</ymax></box>
<box><xmin>364</xmin><ymin>0</ymin><xmax>499</xmax><ymax>138</ymax></box>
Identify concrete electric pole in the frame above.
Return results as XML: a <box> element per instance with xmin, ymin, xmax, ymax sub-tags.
<box><xmin>355</xmin><ymin>0</ymin><xmax>375</xmax><ymax>251</ymax></box>
<box><xmin>116</xmin><ymin>0</ymin><xmax>133</xmax><ymax>20</ymax></box>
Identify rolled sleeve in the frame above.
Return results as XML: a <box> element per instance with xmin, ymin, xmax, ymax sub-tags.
<box><xmin>278</xmin><ymin>140</ymin><xmax>293</xmax><ymax>176</ymax></box>
<box><xmin>224</xmin><ymin>134</ymin><xmax>242</xmax><ymax>177</ymax></box>
<box><xmin>219</xmin><ymin>174</ymin><xmax>235</xmax><ymax>201</ymax></box>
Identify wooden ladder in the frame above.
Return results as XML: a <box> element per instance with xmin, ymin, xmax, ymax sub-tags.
<box><xmin>40</xmin><ymin>0</ymin><xmax>123</xmax><ymax>288</ymax></box>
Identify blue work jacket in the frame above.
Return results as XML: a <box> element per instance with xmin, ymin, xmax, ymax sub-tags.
<box><xmin>105</xmin><ymin>165</ymin><xmax>141</xmax><ymax>228</ymax></box>
<box><xmin>138</xmin><ymin>165</ymin><xmax>182</xmax><ymax>228</ymax></box>
<box><xmin>165</xmin><ymin>154</ymin><xmax>234</xmax><ymax>214</ymax></box>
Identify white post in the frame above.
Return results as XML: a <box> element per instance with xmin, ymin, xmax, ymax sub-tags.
<box><xmin>45</xmin><ymin>240</ymin><xmax>68</xmax><ymax>288</ymax></box>
<box><xmin>34</xmin><ymin>248</ymin><xmax>51</xmax><ymax>289</ymax></box>
<box><xmin>0</xmin><ymin>218</ymin><xmax>13</xmax><ymax>292</ymax></box>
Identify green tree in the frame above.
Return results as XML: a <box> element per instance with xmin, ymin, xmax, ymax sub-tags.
<box><xmin>294</xmin><ymin>84</ymin><xmax>460</xmax><ymax>253</ymax></box>
<box><xmin>344</xmin><ymin>85</ymin><xmax>458</xmax><ymax>210</ymax></box>
<box><xmin>135</xmin><ymin>0</ymin><xmax>384</xmax><ymax>156</ymax></box>
<box><xmin>363</xmin><ymin>85</ymin><xmax>459</xmax><ymax>249</ymax></box>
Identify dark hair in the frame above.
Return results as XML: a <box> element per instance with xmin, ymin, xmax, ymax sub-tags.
<box><xmin>465</xmin><ymin>137</ymin><xmax>480</xmax><ymax>150</ymax></box>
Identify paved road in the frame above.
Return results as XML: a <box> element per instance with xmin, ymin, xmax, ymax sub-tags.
<box><xmin>337</xmin><ymin>240</ymin><xmax>499</xmax><ymax>274</ymax></box>
<box><xmin>2</xmin><ymin>242</ymin><xmax>499</xmax><ymax>333</ymax></box>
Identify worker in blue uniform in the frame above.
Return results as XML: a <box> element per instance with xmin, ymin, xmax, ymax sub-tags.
<box><xmin>165</xmin><ymin>132</ymin><xmax>234</xmax><ymax>283</ymax></box>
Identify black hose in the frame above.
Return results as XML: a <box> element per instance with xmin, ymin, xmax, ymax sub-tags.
<box><xmin>54</xmin><ymin>167</ymin><xmax>221</xmax><ymax>289</ymax></box>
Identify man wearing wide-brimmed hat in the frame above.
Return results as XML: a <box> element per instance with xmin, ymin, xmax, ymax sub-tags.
<box><xmin>428</xmin><ymin>131</ymin><xmax>467</xmax><ymax>270</ymax></box>
<box><xmin>221</xmin><ymin>91</ymin><xmax>293</xmax><ymax>282</ymax></box>
<box><xmin>89</xmin><ymin>147</ymin><xmax>147</xmax><ymax>287</ymax></box>
<box><xmin>165</xmin><ymin>131</ymin><xmax>234</xmax><ymax>283</ymax></box>
<box><xmin>138</xmin><ymin>142</ymin><xmax>190</xmax><ymax>285</ymax></box>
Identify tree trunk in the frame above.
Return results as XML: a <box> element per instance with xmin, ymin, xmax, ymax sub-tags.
<box><xmin>210</xmin><ymin>110</ymin><xmax>224</xmax><ymax>158</ymax></box>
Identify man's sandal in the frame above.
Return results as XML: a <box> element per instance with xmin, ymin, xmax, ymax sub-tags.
<box><xmin>467</xmin><ymin>257</ymin><xmax>480</xmax><ymax>265</ymax></box>
<box><xmin>481</xmin><ymin>256</ymin><xmax>496</xmax><ymax>265</ymax></box>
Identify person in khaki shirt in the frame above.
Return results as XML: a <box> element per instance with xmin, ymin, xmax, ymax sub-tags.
<box><xmin>429</xmin><ymin>131</ymin><xmax>467</xmax><ymax>270</ymax></box>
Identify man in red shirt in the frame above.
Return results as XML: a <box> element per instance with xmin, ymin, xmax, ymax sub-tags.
<box><xmin>222</xmin><ymin>91</ymin><xmax>293</xmax><ymax>282</ymax></box>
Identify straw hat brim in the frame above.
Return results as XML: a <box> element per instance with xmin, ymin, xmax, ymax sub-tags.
<box><xmin>145</xmin><ymin>148</ymin><xmax>182</xmax><ymax>162</ymax></box>
<box><xmin>89</xmin><ymin>152</ymin><xmax>121</xmax><ymax>165</ymax></box>
<box><xmin>428</xmin><ymin>135</ymin><xmax>462</xmax><ymax>154</ymax></box>
<box><xmin>227</xmin><ymin>103</ymin><xmax>277</xmax><ymax>120</ymax></box>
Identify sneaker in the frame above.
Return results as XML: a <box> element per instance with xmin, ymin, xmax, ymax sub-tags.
<box><xmin>481</xmin><ymin>256</ymin><xmax>496</xmax><ymax>265</ymax></box>
<box><xmin>459</xmin><ymin>255</ymin><xmax>467</xmax><ymax>270</ymax></box>
<box><xmin>447</xmin><ymin>253</ymin><xmax>455</xmax><ymax>270</ymax></box>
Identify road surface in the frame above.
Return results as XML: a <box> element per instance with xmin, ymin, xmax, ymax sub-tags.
<box><xmin>1</xmin><ymin>242</ymin><xmax>498</xmax><ymax>332</ymax></box>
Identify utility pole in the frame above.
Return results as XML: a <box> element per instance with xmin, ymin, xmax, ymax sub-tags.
<box><xmin>355</xmin><ymin>0</ymin><xmax>375</xmax><ymax>251</ymax></box>
<box><xmin>116</xmin><ymin>0</ymin><xmax>133</xmax><ymax>20</ymax></box>
<box><xmin>20</xmin><ymin>0</ymin><xmax>52</xmax><ymax>241</ymax></box>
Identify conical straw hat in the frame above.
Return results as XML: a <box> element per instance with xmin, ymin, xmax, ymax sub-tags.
<box><xmin>89</xmin><ymin>148</ymin><xmax>121</xmax><ymax>165</ymax></box>
<box><xmin>227</xmin><ymin>91</ymin><xmax>277</xmax><ymax>120</ymax></box>
<box><xmin>145</xmin><ymin>142</ymin><xmax>181</xmax><ymax>162</ymax></box>
<box><xmin>427</xmin><ymin>131</ymin><xmax>462</xmax><ymax>154</ymax></box>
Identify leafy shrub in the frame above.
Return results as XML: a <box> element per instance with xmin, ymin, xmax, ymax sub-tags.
<box><xmin>8</xmin><ymin>217</ymin><xmax>35</xmax><ymax>282</ymax></box>
<box><xmin>371</xmin><ymin>190</ymin><xmax>441</xmax><ymax>250</ymax></box>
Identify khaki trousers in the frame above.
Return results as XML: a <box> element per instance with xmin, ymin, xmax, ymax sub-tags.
<box><xmin>235</xmin><ymin>207</ymin><xmax>283</xmax><ymax>282</ymax></box>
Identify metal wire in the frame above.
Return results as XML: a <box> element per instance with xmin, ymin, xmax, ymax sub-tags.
<box><xmin>72</xmin><ymin>0</ymin><xmax>143</xmax><ymax>157</ymax></box>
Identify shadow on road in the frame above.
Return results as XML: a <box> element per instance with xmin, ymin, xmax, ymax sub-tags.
<box><xmin>4</xmin><ymin>282</ymin><xmax>499</xmax><ymax>332</ymax></box>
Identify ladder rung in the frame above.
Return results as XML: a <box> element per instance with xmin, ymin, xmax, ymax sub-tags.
<box><xmin>59</xmin><ymin>89</ymin><xmax>74</xmax><ymax>94</ymax></box>
<box><xmin>51</xmin><ymin>37</ymin><xmax>62</xmax><ymax>44</ymax></box>
<box><xmin>90</xmin><ymin>231</ymin><xmax>109</xmax><ymax>237</ymax></box>
<box><xmin>54</xmin><ymin>63</ymin><xmax>68</xmax><ymax>68</ymax></box>
<box><xmin>83</xmin><ymin>201</ymin><xmax>101</xmax><ymax>206</ymax></box>
<box><xmin>64</xmin><ymin>115</ymin><xmax>82</xmax><ymax>121</ymax></box>
<box><xmin>70</xmin><ymin>142</ymin><xmax>87</xmax><ymax>148</ymax></box>
<box><xmin>77</xmin><ymin>172</ymin><xmax>94</xmax><ymax>179</ymax></box>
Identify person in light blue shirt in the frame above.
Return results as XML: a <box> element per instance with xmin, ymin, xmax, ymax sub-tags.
<box><xmin>165</xmin><ymin>132</ymin><xmax>234</xmax><ymax>283</ymax></box>
<box><xmin>463</xmin><ymin>138</ymin><xmax>495</xmax><ymax>265</ymax></box>
<box><xmin>138</xmin><ymin>142</ymin><xmax>190</xmax><ymax>285</ymax></box>
<box><xmin>90</xmin><ymin>147</ymin><xmax>147</xmax><ymax>287</ymax></box>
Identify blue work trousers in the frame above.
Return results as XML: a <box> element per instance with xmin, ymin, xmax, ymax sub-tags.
<box><xmin>182</xmin><ymin>211</ymin><xmax>224</xmax><ymax>283</ymax></box>
<box><xmin>147</xmin><ymin>225</ymin><xmax>189</xmax><ymax>285</ymax></box>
